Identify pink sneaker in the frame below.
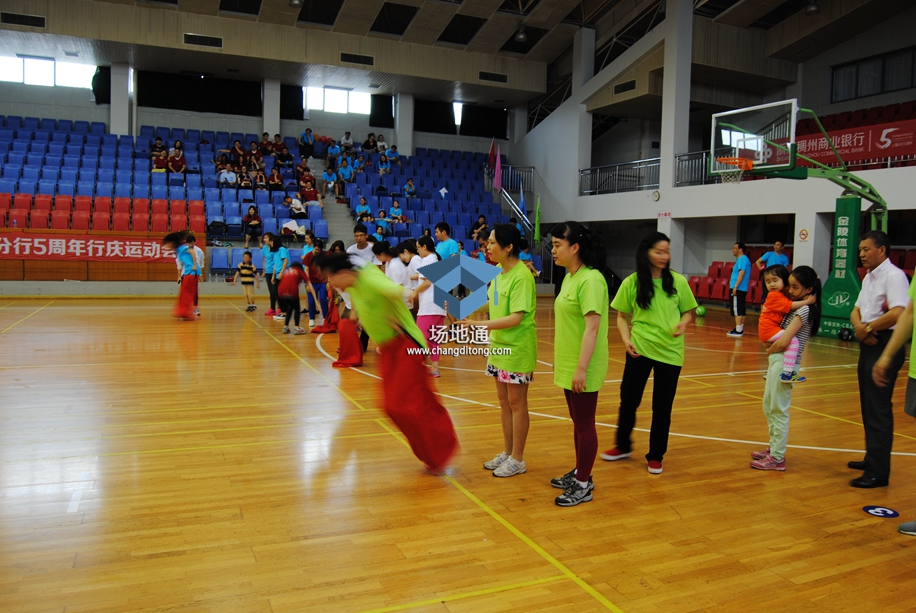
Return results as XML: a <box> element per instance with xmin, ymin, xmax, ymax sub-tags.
<box><xmin>264</xmin><ymin>309</ymin><xmax>275</xmax><ymax>316</ymax></box>
<box><xmin>750</xmin><ymin>454</ymin><xmax>786</xmax><ymax>471</ymax></box>
<box><xmin>750</xmin><ymin>447</ymin><xmax>771</xmax><ymax>460</ymax></box>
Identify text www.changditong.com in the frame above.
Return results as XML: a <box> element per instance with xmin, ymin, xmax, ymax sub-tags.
<box><xmin>406</xmin><ymin>346</ymin><xmax>511</xmax><ymax>357</ymax></box>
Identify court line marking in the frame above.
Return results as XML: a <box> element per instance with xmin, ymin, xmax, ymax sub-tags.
<box><xmin>0</xmin><ymin>301</ymin><xmax>53</xmax><ymax>334</ymax></box>
<box><xmin>0</xmin><ymin>302</ymin><xmax>14</xmax><ymax>310</ymax></box>
<box><xmin>355</xmin><ymin>575</ymin><xmax>569</xmax><ymax>613</ymax></box>
<box><xmin>374</xmin><ymin>419</ymin><xmax>625</xmax><ymax>613</ymax></box>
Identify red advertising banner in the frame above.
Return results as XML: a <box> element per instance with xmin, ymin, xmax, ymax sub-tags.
<box><xmin>770</xmin><ymin>120</ymin><xmax>916</xmax><ymax>166</ymax></box>
<box><xmin>0</xmin><ymin>232</ymin><xmax>175</xmax><ymax>262</ymax></box>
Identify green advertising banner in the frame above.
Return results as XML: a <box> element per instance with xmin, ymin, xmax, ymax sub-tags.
<box><xmin>818</xmin><ymin>196</ymin><xmax>862</xmax><ymax>337</ymax></box>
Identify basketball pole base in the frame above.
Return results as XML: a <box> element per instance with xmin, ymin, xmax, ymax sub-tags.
<box><xmin>817</xmin><ymin>196</ymin><xmax>862</xmax><ymax>338</ymax></box>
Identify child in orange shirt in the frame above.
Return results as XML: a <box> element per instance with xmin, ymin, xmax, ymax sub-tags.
<box><xmin>759</xmin><ymin>265</ymin><xmax>814</xmax><ymax>383</ymax></box>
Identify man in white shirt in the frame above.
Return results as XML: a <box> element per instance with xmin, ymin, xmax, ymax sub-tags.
<box><xmin>282</xmin><ymin>195</ymin><xmax>307</xmax><ymax>220</ymax></box>
<box><xmin>848</xmin><ymin>230</ymin><xmax>910</xmax><ymax>488</ymax></box>
<box><xmin>345</xmin><ymin>223</ymin><xmax>382</xmax><ymax>266</ymax></box>
<box><xmin>340</xmin><ymin>131</ymin><xmax>354</xmax><ymax>153</ymax></box>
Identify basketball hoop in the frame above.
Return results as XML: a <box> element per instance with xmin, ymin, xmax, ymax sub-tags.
<box><xmin>716</xmin><ymin>157</ymin><xmax>754</xmax><ymax>184</ymax></box>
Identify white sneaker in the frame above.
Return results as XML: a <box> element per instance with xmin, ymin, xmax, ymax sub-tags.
<box><xmin>273</xmin><ymin>315</ymin><xmax>285</xmax><ymax>321</ymax></box>
<box><xmin>483</xmin><ymin>452</ymin><xmax>509</xmax><ymax>470</ymax></box>
<box><xmin>316</xmin><ymin>315</ymin><xmax>324</xmax><ymax>326</ymax></box>
<box><xmin>493</xmin><ymin>457</ymin><xmax>527</xmax><ymax>478</ymax></box>
<box><xmin>308</xmin><ymin>319</ymin><xmax>316</xmax><ymax>327</ymax></box>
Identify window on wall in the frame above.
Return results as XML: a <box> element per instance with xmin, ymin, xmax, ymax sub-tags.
<box><xmin>0</xmin><ymin>56</ymin><xmax>96</xmax><ymax>88</ymax></box>
<box><xmin>832</xmin><ymin>47</ymin><xmax>916</xmax><ymax>103</ymax></box>
<box><xmin>302</xmin><ymin>86</ymin><xmax>371</xmax><ymax>115</ymax></box>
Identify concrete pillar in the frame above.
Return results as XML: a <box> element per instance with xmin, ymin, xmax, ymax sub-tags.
<box><xmin>572</xmin><ymin>27</ymin><xmax>596</xmax><ymax>94</ymax></box>
<box><xmin>109</xmin><ymin>63</ymin><xmax>130</xmax><ymax>136</ymax></box>
<box><xmin>395</xmin><ymin>93</ymin><xmax>414</xmax><ymax>156</ymax></box>
<box><xmin>792</xmin><ymin>210</ymin><xmax>831</xmax><ymax>273</ymax></box>
<box><xmin>657</xmin><ymin>216</ymin><xmax>687</xmax><ymax>273</ymax></box>
<box><xmin>510</xmin><ymin>105</ymin><xmax>527</xmax><ymax>144</ymax></box>
<box><xmin>262</xmin><ymin>78</ymin><xmax>281</xmax><ymax>137</ymax></box>
<box><xmin>658</xmin><ymin>0</ymin><xmax>693</xmax><ymax>190</ymax></box>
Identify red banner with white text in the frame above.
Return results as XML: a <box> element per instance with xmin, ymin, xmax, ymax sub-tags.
<box><xmin>769</xmin><ymin>120</ymin><xmax>916</xmax><ymax>167</ymax></box>
<box><xmin>0</xmin><ymin>232</ymin><xmax>175</xmax><ymax>262</ymax></box>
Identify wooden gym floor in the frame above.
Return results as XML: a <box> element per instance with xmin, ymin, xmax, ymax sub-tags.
<box><xmin>1</xmin><ymin>297</ymin><xmax>915</xmax><ymax>613</ymax></box>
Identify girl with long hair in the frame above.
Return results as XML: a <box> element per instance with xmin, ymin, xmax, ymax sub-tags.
<box><xmin>162</xmin><ymin>231</ymin><xmax>199</xmax><ymax>321</ymax></box>
<box><xmin>601</xmin><ymin>232</ymin><xmax>697</xmax><ymax>476</ymax></box>
<box><xmin>460</xmin><ymin>224</ymin><xmax>537</xmax><ymax>478</ymax></box>
<box><xmin>549</xmin><ymin>222</ymin><xmax>610</xmax><ymax>506</ymax></box>
<box><xmin>751</xmin><ymin>265</ymin><xmax>821</xmax><ymax>471</ymax></box>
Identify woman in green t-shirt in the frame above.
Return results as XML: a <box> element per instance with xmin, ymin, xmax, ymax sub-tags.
<box><xmin>549</xmin><ymin>222</ymin><xmax>610</xmax><ymax>507</ymax></box>
<box><xmin>458</xmin><ymin>224</ymin><xmax>537</xmax><ymax>479</ymax></box>
<box><xmin>601</xmin><ymin>232</ymin><xmax>697</xmax><ymax>475</ymax></box>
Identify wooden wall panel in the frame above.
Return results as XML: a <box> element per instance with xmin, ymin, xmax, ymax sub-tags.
<box><xmin>0</xmin><ymin>260</ymin><xmax>24</xmax><ymax>281</ymax></box>
<box><xmin>88</xmin><ymin>262</ymin><xmax>149</xmax><ymax>281</ymax></box>
<box><xmin>148</xmin><ymin>263</ymin><xmax>181</xmax><ymax>281</ymax></box>
<box><xmin>24</xmin><ymin>261</ymin><xmax>89</xmax><ymax>281</ymax></box>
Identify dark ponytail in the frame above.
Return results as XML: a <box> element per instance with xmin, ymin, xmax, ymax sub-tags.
<box><xmin>635</xmin><ymin>232</ymin><xmax>676</xmax><ymax>310</ymax></box>
<box><xmin>789</xmin><ymin>265</ymin><xmax>821</xmax><ymax>333</ymax></box>
<box><xmin>417</xmin><ymin>235</ymin><xmax>440</xmax><ymax>260</ymax></box>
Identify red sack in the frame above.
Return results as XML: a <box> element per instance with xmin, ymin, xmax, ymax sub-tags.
<box><xmin>332</xmin><ymin>318</ymin><xmax>363</xmax><ymax>367</ymax></box>
<box><xmin>173</xmin><ymin>275</ymin><xmax>198</xmax><ymax>320</ymax></box>
<box><xmin>312</xmin><ymin>304</ymin><xmax>339</xmax><ymax>333</ymax></box>
<box><xmin>377</xmin><ymin>334</ymin><xmax>459</xmax><ymax>473</ymax></box>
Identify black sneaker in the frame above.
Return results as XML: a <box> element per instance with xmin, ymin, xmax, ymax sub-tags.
<box><xmin>727</xmin><ymin>329</ymin><xmax>744</xmax><ymax>338</ymax></box>
<box><xmin>555</xmin><ymin>482</ymin><xmax>593</xmax><ymax>507</ymax></box>
<box><xmin>550</xmin><ymin>469</ymin><xmax>594</xmax><ymax>490</ymax></box>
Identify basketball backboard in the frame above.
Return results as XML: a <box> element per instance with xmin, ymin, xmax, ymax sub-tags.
<box><xmin>711</xmin><ymin>99</ymin><xmax>798</xmax><ymax>175</ymax></box>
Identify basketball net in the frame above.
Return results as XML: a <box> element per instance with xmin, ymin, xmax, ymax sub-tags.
<box><xmin>716</xmin><ymin>157</ymin><xmax>754</xmax><ymax>184</ymax></box>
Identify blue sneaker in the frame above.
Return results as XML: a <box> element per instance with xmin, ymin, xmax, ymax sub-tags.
<box><xmin>780</xmin><ymin>372</ymin><xmax>806</xmax><ymax>384</ymax></box>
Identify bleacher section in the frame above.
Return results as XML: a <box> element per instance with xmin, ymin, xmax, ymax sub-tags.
<box><xmin>796</xmin><ymin>99</ymin><xmax>916</xmax><ymax>136</ymax></box>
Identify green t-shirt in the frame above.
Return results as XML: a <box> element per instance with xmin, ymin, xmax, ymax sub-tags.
<box><xmin>610</xmin><ymin>272</ymin><xmax>697</xmax><ymax>367</ymax></box>
<box><xmin>487</xmin><ymin>261</ymin><xmax>537</xmax><ymax>373</ymax></box>
<box><xmin>909</xmin><ymin>277</ymin><xmax>916</xmax><ymax>380</ymax></box>
<box><xmin>553</xmin><ymin>267</ymin><xmax>609</xmax><ymax>392</ymax></box>
<box><xmin>350</xmin><ymin>264</ymin><xmax>426</xmax><ymax>348</ymax></box>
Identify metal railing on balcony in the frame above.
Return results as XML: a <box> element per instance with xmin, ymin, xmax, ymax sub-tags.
<box><xmin>484</xmin><ymin>165</ymin><xmax>536</xmax><ymax>194</ymax></box>
<box><xmin>578</xmin><ymin>158</ymin><xmax>660</xmax><ymax>195</ymax></box>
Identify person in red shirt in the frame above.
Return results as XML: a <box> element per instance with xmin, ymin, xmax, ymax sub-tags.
<box><xmin>296</xmin><ymin>159</ymin><xmax>311</xmax><ymax>178</ymax></box>
<box><xmin>245</xmin><ymin>141</ymin><xmax>264</xmax><ymax>172</ymax></box>
<box><xmin>153</xmin><ymin>150</ymin><xmax>169</xmax><ymax>172</ymax></box>
<box><xmin>302</xmin><ymin>239</ymin><xmax>328</xmax><ymax>327</ymax></box>
<box><xmin>272</xmin><ymin>134</ymin><xmax>285</xmax><ymax>155</ymax></box>
<box><xmin>299</xmin><ymin>180</ymin><xmax>320</xmax><ymax>206</ymax></box>
<box><xmin>277</xmin><ymin>262</ymin><xmax>314</xmax><ymax>334</ymax></box>
<box><xmin>168</xmin><ymin>149</ymin><xmax>187</xmax><ymax>174</ymax></box>
<box><xmin>267</xmin><ymin>167</ymin><xmax>283</xmax><ymax>192</ymax></box>
<box><xmin>258</xmin><ymin>132</ymin><xmax>273</xmax><ymax>156</ymax></box>
<box><xmin>227</xmin><ymin>140</ymin><xmax>245</xmax><ymax>163</ymax></box>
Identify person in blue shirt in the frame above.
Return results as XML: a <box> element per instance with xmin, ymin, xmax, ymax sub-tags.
<box><xmin>403</xmin><ymin>178</ymin><xmax>417</xmax><ymax>198</ymax></box>
<box><xmin>269</xmin><ymin>234</ymin><xmax>291</xmax><ymax>322</ymax></box>
<box><xmin>387</xmin><ymin>145</ymin><xmax>401</xmax><ymax>166</ymax></box>
<box><xmin>755</xmin><ymin>240</ymin><xmax>790</xmax><ymax>303</ymax></box>
<box><xmin>510</xmin><ymin>217</ymin><xmax>524</xmax><ymax>234</ymax></box>
<box><xmin>321</xmin><ymin>169</ymin><xmax>338</xmax><ymax>199</ymax></box>
<box><xmin>378</xmin><ymin>155</ymin><xmax>391</xmax><ymax>177</ymax></box>
<box><xmin>434</xmin><ymin>222</ymin><xmax>459</xmax><ymax>259</ymax></box>
<box><xmin>727</xmin><ymin>242</ymin><xmax>752</xmax><ymax>338</ymax></box>
<box><xmin>518</xmin><ymin>238</ymin><xmax>540</xmax><ymax>277</ymax></box>
<box><xmin>372</xmin><ymin>226</ymin><xmax>386</xmax><ymax>243</ymax></box>
<box><xmin>337</xmin><ymin>160</ymin><xmax>354</xmax><ymax>192</ymax></box>
<box><xmin>354</xmin><ymin>154</ymin><xmax>367</xmax><ymax>173</ymax></box>
<box><xmin>297</xmin><ymin>128</ymin><xmax>314</xmax><ymax>159</ymax></box>
<box><xmin>355</xmin><ymin>196</ymin><xmax>373</xmax><ymax>222</ymax></box>
<box><xmin>326</xmin><ymin>140</ymin><xmax>341</xmax><ymax>170</ymax></box>
<box><xmin>163</xmin><ymin>231</ymin><xmax>200</xmax><ymax>320</ymax></box>
<box><xmin>375</xmin><ymin>210</ymin><xmax>391</xmax><ymax>236</ymax></box>
<box><xmin>389</xmin><ymin>200</ymin><xmax>405</xmax><ymax>222</ymax></box>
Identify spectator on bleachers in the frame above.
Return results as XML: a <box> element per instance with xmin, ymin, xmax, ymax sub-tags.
<box><xmin>355</xmin><ymin>197</ymin><xmax>373</xmax><ymax>222</ymax></box>
<box><xmin>224</xmin><ymin>140</ymin><xmax>246</xmax><ymax>164</ymax></box>
<box><xmin>300</xmin><ymin>180</ymin><xmax>321</xmax><ymax>208</ymax></box>
<box><xmin>218</xmin><ymin>166</ymin><xmax>238</xmax><ymax>187</ymax></box>
<box><xmin>168</xmin><ymin>149</ymin><xmax>187</xmax><ymax>175</ymax></box>
<box><xmin>170</xmin><ymin>139</ymin><xmax>184</xmax><ymax>155</ymax></box>
<box><xmin>243</xmin><ymin>205</ymin><xmax>262</xmax><ymax>249</ymax></box>
<box><xmin>458</xmin><ymin>243</ymin><xmax>466</xmax><ymax>256</ymax></box>
<box><xmin>376</xmin><ymin>210</ymin><xmax>391</xmax><ymax>236</ymax></box>
<box><xmin>471</xmin><ymin>215</ymin><xmax>489</xmax><ymax>241</ymax></box>
<box><xmin>377</xmin><ymin>134</ymin><xmax>389</xmax><ymax>153</ymax></box>
<box><xmin>254</xmin><ymin>170</ymin><xmax>267</xmax><ymax>191</ymax></box>
<box><xmin>283</xmin><ymin>195</ymin><xmax>308</xmax><ymax>220</ymax></box>
<box><xmin>387</xmin><ymin>145</ymin><xmax>401</xmax><ymax>166</ymax></box>
<box><xmin>150</xmin><ymin>136</ymin><xmax>167</xmax><ymax>159</ymax></box>
<box><xmin>326</xmin><ymin>140</ymin><xmax>340</xmax><ymax>169</ymax></box>
<box><xmin>296</xmin><ymin>158</ymin><xmax>312</xmax><ymax>179</ymax></box>
<box><xmin>239</xmin><ymin>172</ymin><xmax>253</xmax><ymax>189</ymax></box>
<box><xmin>246</xmin><ymin>142</ymin><xmax>265</xmax><ymax>173</ymax></box>
<box><xmin>267</xmin><ymin>167</ymin><xmax>284</xmax><ymax>192</ymax></box>
<box><xmin>378</xmin><ymin>155</ymin><xmax>391</xmax><ymax>177</ymax></box>
<box><xmin>403</xmin><ymin>178</ymin><xmax>417</xmax><ymax>198</ymax></box>
<box><xmin>354</xmin><ymin>154</ymin><xmax>367</xmax><ymax>173</ymax></box>
<box><xmin>321</xmin><ymin>167</ymin><xmax>338</xmax><ymax>199</ymax></box>
<box><xmin>337</xmin><ymin>159</ymin><xmax>354</xmax><ymax>192</ymax></box>
<box><xmin>422</xmin><ymin>228</ymin><xmax>432</xmax><ymax>238</ymax></box>
<box><xmin>330</xmin><ymin>240</ymin><xmax>346</xmax><ymax>254</ymax></box>
<box><xmin>435</xmin><ymin>222</ymin><xmax>460</xmax><ymax>259</ymax></box>
<box><xmin>298</xmin><ymin>170</ymin><xmax>316</xmax><ymax>194</ymax></box>
<box><xmin>372</xmin><ymin>226</ymin><xmax>386</xmax><ymax>243</ymax></box>
<box><xmin>362</xmin><ymin>133</ymin><xmax>378</xmax><ymax>153</ymax></box>
<box><xmin>258</xmin><ymin>133</ymin><xmax>273</xmax><ymax>156</ymax></box>
<box><xmin>511</xmin><ymin>217</ymin><xmax>523</xmax><ymax>233</ymax></box>
<box><xmin>389</xmin><ymin>200</ymin><xmax>405</xmax><ymax>223</ymax></box>
<box><xmin>473</xmin><ymin>236</ymin><xmax>492</xmax><ymax>264</ymax></box>
<box><xmin>276</xmin><ymin>147</ymin><xmax>294</xmax><ymax>169</ymax></box>
<box><xmin>214</xmin><ymin>153</ymin><xmax>231</xmax><ymax>174</ymax></box>
<box><xmin>298</xmin><ymin>128</ymin><xmax>314</xmax><ymax>159</ymax></box>
<box><xmin>152</xmin><ymin>150</ymin><xmax>169</xmax><ymax>173</ymax></box>
<box><xmin>518</xmin><ymin>238</ymin><xmax>539</xmax><ymax>277</ymax></box>
<box><xmin>340</xmin><ymin>131</ymin><xmax>354</xmax><ymax>153</ymax></box>
<box><xmin>272</xmin><ymin>134</ymin><xmax>285</xmax><ymax>156</ymax></box>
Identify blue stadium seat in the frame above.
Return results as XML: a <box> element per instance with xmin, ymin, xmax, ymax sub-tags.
<box><xmin>90</xmin><ymin>122</ymin><xmax>106</xmax><ymax>135</ymax></box>
<box><xmin>258</xmin><ymin>203</ymin><xmax>274</xmax><ymax>218</ymax></box>
<box><xmin>169</xmin><ymin>186</ymin><xmax>186</xmax><ymax>201</ymax></box>
<box><xmin>210</xmin><ymin>248</ymin><xmax>230</xmax><ymax>274</ymax></box>
<box><xmin>38</xmin><ymin>180</ymin><xmax>56</xmax><ymax>196</ymax></box>
<box><xmin>187</xmin><ymin>187</ymin><xmax>203</xmax><ymax>201</ymax></box>
<box><xmin>262</xmin><ymin>218</ymin><xmax>278</xmax><ymax>236</ymax></box>
<box><xmin>115</xmin><ymin>184</ymin><xmax>132</xmax><ymax>199</ymax></box>
<box><xmin>76</xmin><ymin>182</ymin><xmax>94</xmax><ymax>197</ymax></box>
<box><xmin>308</xmin><ymin>205</ymin><xmax>322</xmax><ymax>220</ymax></box>
<box><xmin>313</xmin><ymin>219</ymin><xmax>328</xmax><ymax>239</ymax></box>
<box><xmin>57</xmin><ymin>181</ymin><xmax>75</xmax><ymax>197</ymax></box>
<box><xmin>151</xmin><ymin>184</ymin><xmax>168</xmax><ymax>200</ymax></box>
<box><xmin>226</xmin><ymin>216</ymin><xmax>243</xmax><ymax>238</ymax></box>
<box><xmin>224</xmin><ymin>203</ymin><xmax>241</xmax><ymax>218</ymax></box>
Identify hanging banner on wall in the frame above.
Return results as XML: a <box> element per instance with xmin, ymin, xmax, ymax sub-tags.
<box><xmin>769</xmin><ymin>120</ymin><xmax>916</xmax><ymax>166</ymax></box>
<box><xmin>0</xmin><ymin>232</ymin><xmax>176</xmax><ymax>263</ymax></box>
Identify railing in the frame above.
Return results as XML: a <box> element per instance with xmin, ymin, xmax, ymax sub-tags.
<box><xmin>500</xmin><ymin>188</ymin><xmax>553</xmax><ymax>284</ymax></box>
<box><xmin>578</xmin><ymin>158</ymin><xmax>660</xmax><ymax>195</ymax></box>
<box><xmin>484</xmin><ymin>165</ymin><xmax>536</xmax><ymax>194</ymax></box>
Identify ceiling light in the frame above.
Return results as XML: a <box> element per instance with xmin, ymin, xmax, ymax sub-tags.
<box><xmin>514</xmin><ymin>24</ymin><xmax>527</xmax><ymax>43</ymax></box>
<box><xmin>289</xmin><ymin>0</ymin><xmax>303</xmax><ymax>7</ymax></box>
<box><xmin>804</xmin><ymin>1</ymin><xmax>820</xmax><ymax>15</ymax></box>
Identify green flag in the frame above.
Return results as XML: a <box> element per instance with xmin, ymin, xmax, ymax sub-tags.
<box><xmin>533</xmin><ymin>194</ymin><xmax>541</xmax><ymax>243</ymax></box>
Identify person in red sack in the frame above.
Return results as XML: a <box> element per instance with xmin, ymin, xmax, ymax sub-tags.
<box><xmin>163</xmin><ymin>231</ymin><xmax>199</xmax><ymax>321</ymax></box>
<box><xmin>315</xmin><ymin>252</ymin><xmax>459</xmax><ymax>473</ymax></box>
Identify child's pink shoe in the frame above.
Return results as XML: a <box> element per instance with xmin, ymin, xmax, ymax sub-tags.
<box><xmin>264</xmin><ymin>309</ymin><xmax>275</xmax><ymax>316</ymax></box>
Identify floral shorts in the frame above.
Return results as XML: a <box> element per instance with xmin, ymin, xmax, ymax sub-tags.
<box><xmin>486</xmin><ymin>363</ymin><xmax>533</xmax><ymax>384</ymax></box>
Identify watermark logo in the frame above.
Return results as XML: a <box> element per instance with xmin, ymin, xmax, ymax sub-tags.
<box><xmin>418</xmin><ymin>254</ymin><xmax>501</xmax><ymax>320</ymax></box>
<box><xmin>827</xmin><ymin>291</ymin><xmax>851</xmax><ymax>308</ymax></box>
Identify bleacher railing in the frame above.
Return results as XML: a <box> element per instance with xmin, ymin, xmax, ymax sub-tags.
<box><xmin>485</xmin><ymin>165</ymin><xmax>535</xmax><ymax>194</ymax></box>
<box><xmin>578</xmin><ymin>158</ymin><xmax>660</xmax><ymax>196</ymax></box>
<box><xmin>499</xmin><ymin>187</ymin><xmax>553</xmax><ymax>284</ymax></box>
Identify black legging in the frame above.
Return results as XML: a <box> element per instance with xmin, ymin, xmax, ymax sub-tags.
<box><xmin>280</xmin><ymin>296</ymin><xmax>301</xmax><ymax>327</ymax></box>
<box><xmin>266</xmin><ymin>273</ymin><xmax>279</xmax><ymax>310</ymax></box>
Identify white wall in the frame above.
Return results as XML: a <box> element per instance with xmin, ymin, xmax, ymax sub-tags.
<box><xmin>414</xmin><ymin>132</ymin><xmax>508</xmax><ymax>157</ymax></box>
<box><xmin>801</xmin><ymin>5</ymin><xmax>916</xmax><ymax>115</ymax></box>
<box><xmin>0</xmin><ymin>81</ymin><xmax>108</xmax><ymax>127</ymax></box>
<box><xmin>139</xmin><ymin>107</ymin><xmax>262</xmax><ymax>137</ymax></box>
